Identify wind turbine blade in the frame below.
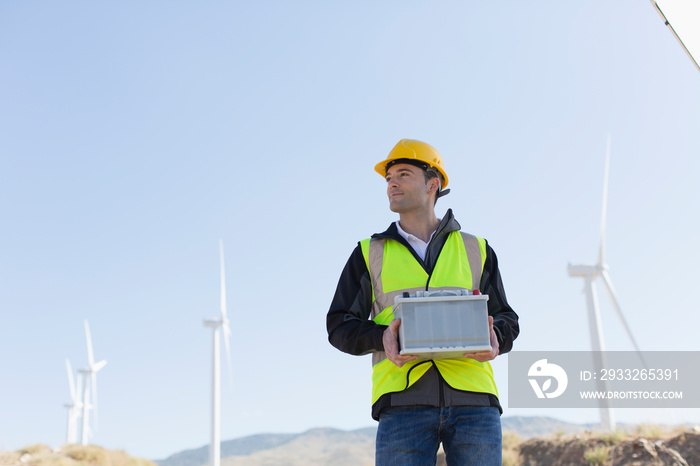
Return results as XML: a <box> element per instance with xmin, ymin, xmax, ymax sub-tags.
<box><xmin>598</xmin><ymin>134</ymin><xmax>611</xmax><ymax>266</ymax></box>
<box><xmin>600</xmin><ymin>270</ymin><xmax>644</xmax><ymax>355</ymax></box>
<box><xmin>66</xmin><ymin>359</ymin><xmax>76</xmax><ymax>401</ymax></box>
<box><xmin>219</xmin><ymin>239</ymin><xmax>233</xmax><ymax>387</ymax></box>
<box><xmin>76</xmin><ymin>372</ymin><xmax>83</xmax><ymax>406</ymax></box>
<box><xmin>84</xmin><ymin>320</ymin><xmax>95</xmax><ymax>367</ymax></box>
<box><xmin>219</xmin><ymin>240</ymin><xmax>228</xmax><ymax>321</ymax></box>
<box><xmin>220</xmin><ymin>240</ymin><xmax>234</xmax><ymax>388</ymax></box>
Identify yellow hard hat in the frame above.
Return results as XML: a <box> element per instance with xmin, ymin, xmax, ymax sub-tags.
<box><xmin>374</xmin><ymin>139</ymin><xmax>449</xmax><ymax>189</ymax></box>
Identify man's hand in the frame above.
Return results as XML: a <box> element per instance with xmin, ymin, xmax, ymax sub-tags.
<box><xmin>465</xmin><ymin>316</ymin><xmax>500</xmax><ymax>362</ymax></box>
<box><xmin>383</xmin><ymin>319</ymin><xmax>418</xmax><ymax>367</ymax></box>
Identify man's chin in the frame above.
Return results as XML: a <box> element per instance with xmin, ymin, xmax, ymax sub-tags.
<box><xmin>388</xmin><ymin>202</ymin><xmax>403</xmax><ymax>213</ymax></box>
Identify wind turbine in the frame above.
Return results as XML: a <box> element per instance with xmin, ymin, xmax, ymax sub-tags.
<box><xmin>79</xmin><ymin>320</ymin><xmax>107</xmax><ymax>445</ymax></box>
<box><xmin>203</xmin><ymin>240</ymin><xmax>232</xmax><ymax>466</ymax></box>
<box><xmin>63</xmin><ymin>359</ymin><xmax>82</xmax><ymax>444</ymax></box>
<box><xmin>568</xmin><ymin>136</ymin><xmax>643</xmax><ymax>432</ymax></box>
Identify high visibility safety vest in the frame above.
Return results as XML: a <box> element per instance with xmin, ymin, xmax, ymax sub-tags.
<box><xmin>360</xmin><ymin>231</ymin><xmax>500</xmax><ymax>405</ymax></box>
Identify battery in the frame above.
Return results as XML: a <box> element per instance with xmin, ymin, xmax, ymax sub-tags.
<box><xmin>392</xmin><ymin>290</ymin><xmax>491</xmax><ymax>359</ymax></box>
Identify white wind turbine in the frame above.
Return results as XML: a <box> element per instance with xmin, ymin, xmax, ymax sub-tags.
<box><xmin>79</xmin><ymin>320</ymin><xmax>107</xmax><ymax>446</ymax></box>
<box><xmin>63</xmin><ymin>359</ymin><xmax>82</xmax><ymax>444</ymax></box>
<box><xmin>568</xmin><ymin>136</ymin><xmax>643</xmax><ymax>432</ymax></box>
<box><xmin>203</xmin><ymin>240</ymin><xmax>233</xmax><ymax>466</ymax></box>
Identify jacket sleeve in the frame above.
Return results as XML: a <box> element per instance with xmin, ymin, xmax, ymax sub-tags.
<box><xmin>480</xmin><ymin>241</ymin><xmax>519</xmax><ymax>354</ymax></box>
<box><xmin>326</xmin><ymin>243</ymin><xmax>386</xmax><ymax>355</ymax></box>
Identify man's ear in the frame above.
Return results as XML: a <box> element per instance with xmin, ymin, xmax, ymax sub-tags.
<box><xmin>428</xmin><ymin>177</ymin><xmax>440</xmax><ymax>195</ymax></box>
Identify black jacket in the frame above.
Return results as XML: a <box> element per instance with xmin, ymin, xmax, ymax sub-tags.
<box><xmin>327</xmin><ymin>209</ymin><xmax>519</xmax><ymax>354</ymax></box>
<box><xmin>326</xmin><ymin>209</ymin><xmax>520</xmax><ymax>419</ymax></box>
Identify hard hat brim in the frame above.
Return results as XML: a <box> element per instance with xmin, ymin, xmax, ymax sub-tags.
<box><xmin>374</xmin><ymin>139</ymin><xmax>449</xmax><ymax>188</ymax></box>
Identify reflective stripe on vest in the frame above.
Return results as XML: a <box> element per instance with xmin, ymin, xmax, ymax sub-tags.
<box><xmin>361</xmin><ymin>231</ymin><xmax>497</xmax><ymax>405</ymax></box>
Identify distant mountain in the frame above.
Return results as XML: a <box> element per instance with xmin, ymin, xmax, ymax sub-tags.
<box><xmin>219</xmin><ymin>427</ymin><xmax>376</xmax><ymax>466</ymax></box>
<box><xmin>155</xmin><ymin>427</ymin><xmax>376</xmax><ymax>466</ymax></box>
<box><xmin>501</xmin><ymin>416</ymin><xmax>589</xmax><ymax>438</ymax></box>
<box><xmin>155</xmin><ymin>432</ymin><xmax>295</xmax><ymax>466</ymax></box>
<box><xmin>153</xmin><ymin>417</ymin><xmax>618</xmax><ymax>466</ymax></box>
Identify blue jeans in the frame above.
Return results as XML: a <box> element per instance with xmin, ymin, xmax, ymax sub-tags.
<box><xmin>375</xmin><ymin>406</ymin><xmax>502</xmax><ymax>466</ymax></box>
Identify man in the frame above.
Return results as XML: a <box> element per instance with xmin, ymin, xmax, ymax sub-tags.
<box><xmin>326</xmin><ymin>139</ymin><xmax>519</xmax><ymax>465</ymax></box>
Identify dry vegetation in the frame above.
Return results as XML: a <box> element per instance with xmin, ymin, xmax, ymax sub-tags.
<box><xmin>4</xmin><ymin>424</ymin><xmax>699</xmax><ymax>466</ymax></box>
<box><xmin>502</xmin><ymin>430</ymin><xmax>524</xmax><ymax>466</ymax></box>
<box><xmin>0</xmin><ymin>444</ymin><xmax>154</xmax><ymax>466</ymax></box>
<box><xmin>514</xmin><ymin>424</ymin><xmax>700</xmax><ymax>466</ymax></box>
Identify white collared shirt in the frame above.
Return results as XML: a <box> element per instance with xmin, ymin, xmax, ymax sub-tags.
<box><xmin>395</xmin><ymin>221</ymin><xmax>438</xmax><ymax>261</ymax></box>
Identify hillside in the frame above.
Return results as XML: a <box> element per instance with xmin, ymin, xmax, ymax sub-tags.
<box><xmin>0</xmin><ymin>444</ymin><xmax>154</xmax><ymax>466</ymax></box>
<box><xmin>5</xmin><ymin>418</ymin><xmax>699</xmax><ymax>466</ymax></box>
<box><xmin>515</xmin><ymin>428</ymin><xmax>700</xmax><ymax>465</ymax></box>
<box><xmin>154</xmin><ymin>418</ymin><xmax>700</xmax><ymax>466</ymax></box>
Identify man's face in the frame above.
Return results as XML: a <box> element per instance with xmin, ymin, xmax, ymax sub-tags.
<box><xmin>385</xmin><ymin>163</ymin><xmax>434</xmax><ymax>213</ymax></box>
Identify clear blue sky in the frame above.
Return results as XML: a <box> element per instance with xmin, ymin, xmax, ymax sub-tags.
<box><xmin>1</xmin><ymin>1</ymin><xmax>698</xmax><ymax>461</ymax></box>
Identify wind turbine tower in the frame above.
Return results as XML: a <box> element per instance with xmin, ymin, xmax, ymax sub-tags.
<box><xmin>79</xmin><ymin>320</ymin><xmax>107</xmax><ymax>445</ymax></box>
<box><xmin>203</xmin><ymin>240</ymin><xmax>232</xmax><ymax>466</ymax></box>
<box><xmin>568</xmin><ymin>136</ymin><xmax>643</xmax><ymax>432</ymax></box>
